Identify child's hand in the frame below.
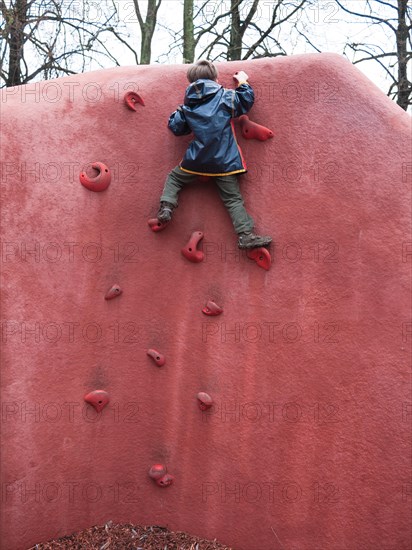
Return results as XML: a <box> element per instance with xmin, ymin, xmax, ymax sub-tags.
<box><xmin>233</xmin><ymin>70</ymin><xmax>249</xmax><ymax>84</ymax></box>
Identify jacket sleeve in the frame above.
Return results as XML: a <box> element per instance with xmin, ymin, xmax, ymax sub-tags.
<box><xmin>168</xmin><ymin>107</ymin><xmax>192</xmax><ymax>136</ymax></box>
<box><xmin>225</xmin><ymin>83</ymin><xmax>255</xmax><ymax>118</ymax></box>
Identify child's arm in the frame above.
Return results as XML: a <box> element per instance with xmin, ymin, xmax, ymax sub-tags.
<box><xmin>225</xmin><ymin>71</ymin><xmax>255</xmax><ymax>117</ymax></box>
<box><xmin>168</xmin><ymin>106</ymin><xmax>192</xmax><ymax>136</ymax></box>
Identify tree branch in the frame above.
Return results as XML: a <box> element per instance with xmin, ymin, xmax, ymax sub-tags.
<box><xmin>335</xmin><ymin>0</ymin><xmax>396</xmax><ymax>32</ymax></box>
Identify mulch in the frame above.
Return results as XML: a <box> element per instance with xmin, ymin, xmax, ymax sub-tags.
<box><xmin>28</xmin><ymin>521</ymin><xmax>234</xmax><ymax>549</ymax></box>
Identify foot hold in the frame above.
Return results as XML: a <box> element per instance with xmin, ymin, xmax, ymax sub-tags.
<box><xmin>181</xmin><ymin>231</ymin><xmax>204</xmax><ymax>263</ymax></box>
<box><xmin>148</xmin><ymin>218</ymin><xmax>170</xmax><ymax>232</ymax></box>
<box><xmin>247</xmin><ymin>247</ymin><xmax>271</xmax><ymax>271</ymax></box>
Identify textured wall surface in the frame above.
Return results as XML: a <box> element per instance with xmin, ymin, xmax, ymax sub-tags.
<box><xmin>1</xmin><ymin>54</ymin><xmax>411</xmax><ymax>550</ymax></box>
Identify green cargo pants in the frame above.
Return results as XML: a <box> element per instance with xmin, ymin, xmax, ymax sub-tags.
<box><xmin>160</xmin><ymin>166</ymin><xmax>254</xmax><ymax>235</ymax></box>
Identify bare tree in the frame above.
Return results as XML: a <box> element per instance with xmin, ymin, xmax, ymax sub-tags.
<box><xmin>195</xmin><ymin>0</ymin><xmax>306</xmax><ymax>60</ymax></box>
<box><xmin>131</xmin><ymin>0</ymin><xmax>162</xmax><ymax>64</ymax></box>
<box><xmin>0</xmin><ymin>0</ymin><xmax>137</xmax><ymax>87</ymax></box>
<box><xmin>336</xmin><ymin>0</ymin><xmax>411</xmax><ymax>111</ymax></box>
<box><xmin>161</xmin><ymin>0</ymin><xmax>312</xmax><ymax>64</ymax></box>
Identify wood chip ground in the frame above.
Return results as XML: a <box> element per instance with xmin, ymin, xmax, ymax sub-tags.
<box><xmin>28</xmin><ymin>522</ymin><xmax>234</xmax><ymax>549</ymax></box>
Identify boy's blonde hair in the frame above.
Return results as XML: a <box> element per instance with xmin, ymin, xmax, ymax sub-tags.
<box><xmin>187</xmin><ymin>60</ymin><xmax>218</xmax><ymax>83</ymax></box>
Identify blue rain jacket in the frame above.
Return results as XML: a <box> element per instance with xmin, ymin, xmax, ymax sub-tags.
<box><xmin>168</xmin><ymin>79</ymin><xmax>254</xmax><ymax>176</ymax></box>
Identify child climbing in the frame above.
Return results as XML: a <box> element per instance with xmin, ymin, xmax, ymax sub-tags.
<box><xmin>156</xmin><ymin>59</ymin><xmax>272</xmax><ymax>250</ymax></box>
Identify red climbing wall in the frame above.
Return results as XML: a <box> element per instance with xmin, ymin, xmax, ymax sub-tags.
<box><xmin>1</xmin><ymin>54</ymin><xmax>411</xmax><ymax>550</ymax></box>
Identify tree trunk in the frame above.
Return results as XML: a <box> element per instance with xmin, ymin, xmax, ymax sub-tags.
<box><xmin>6</xmin><ymin>0</ymin><xmax>27</xmax><ymax>86</ymax></box>
<box><xmin>228</xmin><ymin>0</ymin><xmax>242</xmax><ymax>60</ymax></box>
<box><xmin>140</xmin><ymin>0</ymin><xmax>159</xmax><ymax>64</ymax></box>
<box><xmin>183</xmin><ymin>0</ymin><xmax>195</xmax><ymax>63</ymax></box>
<box><xmin>396</xmin><ymin>0</ymin><xmax>410</xmax><ymax>110</ymax></box>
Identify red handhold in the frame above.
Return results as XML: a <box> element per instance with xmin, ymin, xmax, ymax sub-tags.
<box><xmin>181</xmin><ymin>231</ymin><xmax>204</xmax><ymax>263</ymax></box>
<box><xmin>156</xmin><ymin>473</ymin><xmax>174</xmax><ymax>487</ymax></box>
<box><xmin>79</xmin><ymin>162</ymin><xmax>111</xmax><ymax>192</ymax></box>
<box><xmin>105</xmin><ymin>284</ymin><xmax>122</xmax><ymax>300</ymax></box>
<box><xmin>247</xmin><ymin>247</ymin><xmax>271</xmax><ymax>271</ymax></box>
<box><xmin>197</xmin><ymin>392</ymin><xmax>213</xmax><ymax>411</ymax></box>
<box><xmin>147</xmin><ymin>349</ymin><xmax>165</xmax><ymax>367</ymax></box>
<box><xmin>202</xmin><ymin>300</ymin><xmax>223</xmax><ymax>316</ymax></box>
<box><xmin>149</xmin><ymin>464</ymin><xmax>168</xmax><ymax>480</ymax></box>
<box><xmin>148</xmin><ymin>217</ymin><xmax>170</xmax><ymax>232</ymax></box>
<box><xmin>124</xmin><ymin>91</ymin><xmax>145</xmax><ymax>111</ymax></box>
<box><xmin>239</xmin><ymin>115</ymin><xmax>274</xmax><ymax>141</ymax></box>
<box><xmin>84</xmin><ymin>390</ymin><xmax>110</xmax><ymax>413</ymax></box>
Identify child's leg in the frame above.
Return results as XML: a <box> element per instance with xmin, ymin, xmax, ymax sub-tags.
<box><xmin>214</xmin><ymin>175</ymin><xmax>254</xmax><ymax>234</ymax></box>
<box><xmin>215</xmin><ymin>175</ymin><xmax>272</xmax><ymax>248</ymax></box>
<box><xmin>160</xmin><ymin>166</ymin><xmax>197</xmax><ymax>207</ymax></box>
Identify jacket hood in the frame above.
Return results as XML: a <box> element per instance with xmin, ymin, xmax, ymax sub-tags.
<box><xmin>184</xmin><ymin>79</ymin><xmax>222</xmax><ymax>106</ymax></box>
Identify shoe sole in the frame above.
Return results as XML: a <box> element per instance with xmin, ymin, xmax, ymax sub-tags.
<box><xmin>238</xmin><ymin>239</ymin><xmax>272</xmax><ymax>249</ymax></box>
